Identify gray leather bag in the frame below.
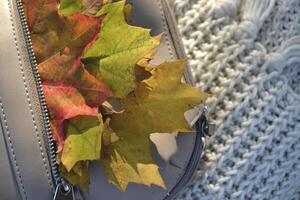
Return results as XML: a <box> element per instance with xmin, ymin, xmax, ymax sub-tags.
<box><xmin>0</xmin><ymin>0</ymin><xmax>209</xmax><ymax>199</ymax></box>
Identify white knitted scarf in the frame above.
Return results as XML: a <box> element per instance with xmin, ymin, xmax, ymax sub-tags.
<box><xmin>169</xmin><ymin>0</ymin><xmax>300</xmax><ymax>199</ymax></box>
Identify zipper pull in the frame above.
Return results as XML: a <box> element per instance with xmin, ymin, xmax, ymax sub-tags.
<box><xmin>195</xmin><ymin>105</ymin><xmax>216</xmax><ymax>137</ymax></box>
<box><xmin>53</xmin><ymin>182</ymin><xmax>75</xmax><ymax>200</ymax></box>
<box><xmin>197</xmin><ymin>114</ymin><xmax>216</xmax><ymax>137</ymax></box>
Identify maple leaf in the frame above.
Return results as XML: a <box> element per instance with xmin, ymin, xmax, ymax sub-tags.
<box><xmin>43</xmin><ymin>83</ymin><xmax>99</xmax><ymax>150</ymax></box>
<box><xmin>83</xmin><ymin>0</ymin><xmax>160</xmax><ymax>97</ymax></box>
<box><xmin>23</xmin><ymin>0</ymin><xmax>112</xmax><ymax>107</ymax></box>
<box><xmin>23</xmin><ymin>0</ymin><xmax>97</xmax><ymax>63</ymax></box>
<box><xmin>61</xmin><ymin>115</ymin><xmax>103</xmax><ymax>171</ymax></box>
<box><xmin>102</xmin><ymin>60</ymin><xmax>209</xmax><ymax>191</ymax></box>
<box><xmin>59</xmin><ymin>0</ymin><xmax>112</xmax><ymax>16</ymax></box>
<box><xmin>39</xmin><ymin>60</ymin><xmax>112</xmax><ymax>107</ymax></box>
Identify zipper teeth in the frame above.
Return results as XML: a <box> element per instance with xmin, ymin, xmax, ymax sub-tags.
<box><xmin>15</xmin><ymin>0</ymin><xmax>60</xmax><ymax>185</ymax></box>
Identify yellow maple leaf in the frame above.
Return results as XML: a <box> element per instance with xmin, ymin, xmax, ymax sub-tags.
<box><xmin>102</xmin><ymin>60</ymin><xmax>209</xmax><ymax>191</ymax></box>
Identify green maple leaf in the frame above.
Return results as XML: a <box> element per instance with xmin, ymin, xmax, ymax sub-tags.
<box><xmin>61</xmin><ymin>115</ymin><xmax>103</xmax><ymax>171</ymax></box>
<box><xmin>83</xmin><ymin>0</ymin><xmax>160</xmax><ymax>97</ymax></box>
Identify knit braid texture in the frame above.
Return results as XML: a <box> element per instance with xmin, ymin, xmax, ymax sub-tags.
<box><xmin>169</xmin><ymin>0</ymin><xmax>300</xmax><ymax>199</ymax></box>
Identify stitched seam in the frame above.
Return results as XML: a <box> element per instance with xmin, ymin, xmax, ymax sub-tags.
<box><xmin>6</xmin><ymin>0</ymin><xmax>53</xmax><ymax>188</ymax></box>
<box><xmin>157</xmin><ymin>0</ymin><xmax>175</xmax><ymax>60</ymax></box>
<box><xmin>0</xmin><ymin>99</ymin><xmax>27</xmax><ymax>200</ymax></box>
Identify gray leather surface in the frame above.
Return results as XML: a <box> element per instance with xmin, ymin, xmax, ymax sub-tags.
<box><xmin>0</xmin><ymin>119</ymin><xmax>21</xmax><ymax>200</ymax></box>
<box><xmin>82</xmin><ymin>0</ymin><xmax>198</xmax><ymax>199</ymax></box>
<box><xmin>0</xmin><ymin>0</ymin><xmax>54</xmax><ymax>199</ymax></box>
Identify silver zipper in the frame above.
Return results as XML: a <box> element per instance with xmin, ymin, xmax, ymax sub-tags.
<box><xmin>15</xmin><ymin>0</ymin><xmax>73</xmax><ymax>198</ymax></box>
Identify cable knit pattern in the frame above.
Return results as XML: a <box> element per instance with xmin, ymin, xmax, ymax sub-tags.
<box><xmin>168</xmin><ymin>0</ymin><xmax>300</xmax><ymax>199</ymax></box>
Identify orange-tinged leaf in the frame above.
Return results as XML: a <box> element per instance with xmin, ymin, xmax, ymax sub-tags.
<box><xmin>43</xmin><ymin>83</ymin><xmax>98</xmax><ymax>149</ymax></box>
<box><xmin>23</xmin><ymin>0</ymin><xmax>99</xmax><ymax>63</ymax></box>
<box><xmin>23</xmin><ymin>0</ymin><xmax>112</xmax><ymax>150</ymax></box>
<box><xmin>23</xmin><ymin>0</ymin><xmax>112</xmax><ymax>107</ymax></box>
<box><xmin>39</xmin><ymin>59</ymin><xmax>112</xmax><ymax>107</ymax></box>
